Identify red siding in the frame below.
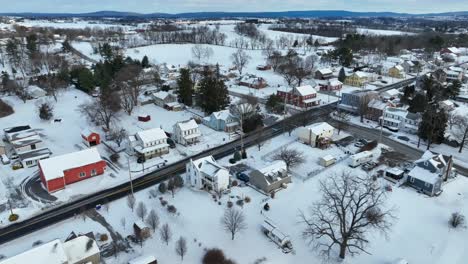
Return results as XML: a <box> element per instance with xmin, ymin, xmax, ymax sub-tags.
<box><xmin>63</xmin><ymin>161</ymin><xmax>107</xmax><ymax>185</ymax></box>
<box><xmin>82</xmin><ymin>132</ymin><xmax>101</xmax><ymax>145</ymax></box>
<box><xmin>39</xmin><ymin>160</ymin><xmax>106</xmax><ymax>193</ymax></box>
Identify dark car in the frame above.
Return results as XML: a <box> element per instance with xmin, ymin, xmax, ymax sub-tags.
<box><xmin>236</xmin><ymin>172</ymin><xmax>250</xmax><ymax>183</ymax></box>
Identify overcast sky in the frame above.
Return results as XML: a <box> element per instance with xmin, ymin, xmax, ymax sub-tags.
<box><xmin>0</xmin><ymin>0</ymin><xmax>467</xmax><ymax>14</ymax></box>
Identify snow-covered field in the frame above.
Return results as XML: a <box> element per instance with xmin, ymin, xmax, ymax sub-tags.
<box><xmin>356</xmin><ymin>28</ymin><xmax>416</xmax><ymax>36</ymax></box>
<box><xmin>1</xmin><ymin>129</ymin><xmax>467</xmax><ymax>264</ymax></box>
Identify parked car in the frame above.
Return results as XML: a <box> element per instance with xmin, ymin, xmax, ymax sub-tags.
<box><xmin>354</xmin><ymin>142</ymin><xmax>365</xmax><ymax>148</ymax></box>
<box><xmin>1</xmin><ymin>154</ymin><xmax>10</xmax><ymax>165</ymax></box>
<box><xmin>236</xmin><ymin>172</ymin><xmax>250</xmax><ymax>183</ymax></box>
<box><xmin>362</xmin><ymin>161</ymin><xmax>378</xmax><ymax>171</ymax></box>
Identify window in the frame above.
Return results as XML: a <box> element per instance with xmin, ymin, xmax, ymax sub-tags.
<box><xmin>91</xmin><ymin>169</ymin><xmax>97</xmax><ymax>176</ymax></box>
<box><xmin>79</xmin><ymin>172</ymin><xmax>86</xmax><ymax>178</ymax></box>
<box><xmin>410</xmin><ymin>177</ymin><xmax>415</xmax><ymax>183</ymax></box>
<box><xmin>425</xmin><ymin>182</ymin><xmax>431</xmax><ymax>188</ymax></box>
<box><xmin>26</xmin><ymin>160</ymin><xmax>34</xmax><ymax>166</ymax></box>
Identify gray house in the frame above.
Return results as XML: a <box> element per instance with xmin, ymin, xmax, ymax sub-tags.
<box><xmin>249</xmin><ymin>161</ymin><xmax>291</xmax><ymax>194</ymax></box>
<box><xmin>406</xmin><ymin>151</ymin><xmax>453</xmax><ymax>196</ymax></box>
<box><xmin>151</xmin><ymin>91</ymin><xmax>177</xmax><ymax>108</ymax></box>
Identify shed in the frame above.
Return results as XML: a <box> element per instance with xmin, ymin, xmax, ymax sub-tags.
<box><xmin>138</xmin><ymin>115</ymin><xmax>151</xmax><ymax>122</ymax></box>
<box><xmin>319</xmin><ymin>155</ymin><xmax>336</xmax><ymax>167</ymax></box>
<box><xmin>26</xmin><ymin>85</ymin><xmax>47</xmax><ymax>99</ymax></box>
<box><xmin>133</xmin><ymin>220</ymin><xmax>151</xmax><ymax>240</ymax></box>
<box><xmin>165</xmin><ymin>102</ymin><xmax>183</xmax><ymax>111</ymax></box>
<box><xmin>81</xmin><ymin>129</ymin><xmax>101</xmax><ymax>147</ymax></box>
<box><xmin>385</xmin><ymin>167</ymin><xmax>405</xmax><ymax>180</ymax></box>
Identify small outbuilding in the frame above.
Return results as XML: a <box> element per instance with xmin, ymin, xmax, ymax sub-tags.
<box><xmin>128</xmin><ymin>255</ymin><xmax>158</xmax><ymax>264</ymax></box>
<box><xmin>138</xmin><ymin>114</ymin><xmax>152</xmax><ymax>122</ymax></box>
<box><xmin>319</xmin><ymin>155</ymin><xmax>336</xmax><ymax>167</ymax></box>
<box><xmin>133</xmin><ymin>220</ymin><xmax>151</xmax><ymax>240</ymax></box>
<box><xmin>81</xmin><ymin>129</ymin><xmax>101</xmax><ymax>147</ymax></box>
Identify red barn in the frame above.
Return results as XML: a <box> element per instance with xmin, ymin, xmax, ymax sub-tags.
<box><xmin>38</xmin><ymin>148</ymin><xmax>107</xmax><ymax>193</ymax></box>
<box><xmin>277</xmin><ymin>84</ymin><xmax>321</xmax><ymax>108</ymax></box>
<box><xmin>81</xmin><ymin>129</ymin><xmax>101</xmax><ymax>147</ymax></box>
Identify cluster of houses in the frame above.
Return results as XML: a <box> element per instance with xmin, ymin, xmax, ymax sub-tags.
<box><xmin>3</xmin><ymin>125</ymin><xmax>52</xmax><ymax>168</ymax></box>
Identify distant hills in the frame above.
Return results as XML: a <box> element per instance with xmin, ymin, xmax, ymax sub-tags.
<box><xmin>1</xmin><ymin>10</ymin><xmax>468</xmax><ymax>19</ymax></box>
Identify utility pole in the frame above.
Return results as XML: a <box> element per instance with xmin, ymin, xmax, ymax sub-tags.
<box><xmin>127</xmin><ymin>156</ymin><xmax>134</xmax><ymax>196</ymax></box>
<box><xmin>379</xmin><ymin>105</ymin><xmax>388</xmax><ymax>143</ymax></box>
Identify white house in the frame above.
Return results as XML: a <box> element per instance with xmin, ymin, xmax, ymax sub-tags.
<box><xmin>133</xmin><ymin>128</ymin><xmax>169</xmax><ymax>159</ymax></box>
<box><xmin>297</xmin><ymin>122</ymin><xmax>334</xmax><ymax>147</ymax></box>
<box><xmin>186</xmin><ymin>156</ymin><xmax>230</xmax><ymax>192</ymax></box>
<box><xmin>25</xmin><ymin>85</ymin><xmax>47</xmax><ymax>99</ymax></box>
<box><xmin>173</xmin><ymin>119</ymin><xmax>201</xmax><ymax>146</ymax></box>
<box><xmin>381</xmin><ymin>107</ymin><xmax>421</xmax><ymax>134</ymax></box>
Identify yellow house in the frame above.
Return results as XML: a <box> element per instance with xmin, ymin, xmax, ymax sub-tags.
<box><xmin>388</xmin><ymin>65</ymin><xmax>404</xmax><ymax>79</ymax></box>
<box><xmin>344</xmin><ymin>72</ymin><xmax>368</xmax><ymax>87</ymax></box>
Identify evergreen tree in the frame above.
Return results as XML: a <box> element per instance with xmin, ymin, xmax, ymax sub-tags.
<box><xmin>176</xmin><ymin>68</ymin><xmax>194</xmax><ymax>106</ymax></box>
<box><xmin>418</xmin><ymin>104</ymin><xmax>448</xmax><ymax>149</ymax></box>
<box><xmin>197</xmin><ymin>65</ymin><xmax>229</xmax><ymax>114</ymax></box>
<box><xmin>99</xmin><ymin>43</ymin><xmax>114</xmax><ymax>60</ymax></box>
<box><xmin>141</xmin><ymin>55</ymin><xmax>150</xmax><ymax>68</ymax></box>
<box><xmin>314</xmin><ymin>39</ymin><xmax>320</xmax><ymax>49</ymax></box>
<box><xmin>25</xmin><ymin>34</ymin><xmax>38</xmax><ymax>57</ymax></box>
<box><xmin>76</xmin><ymin>68</ymin><xmax>95</xmax><ymax>93</ymax></box>
<box><xmin>266</xmin><ymin>94</ymin><xmax>283</xmax><ymax>114</ymax></box>
<box><xmin>338</xmin><ymin>67</ymin><xmax>346</xmax><ymax>82</ymax></box>
<box><xmin>444</xmin><ymin>80</ymin><xmax>461</xmax><ymax>99</ymax></box>
<box><xmin>408</xmin><ymin>93</ymin><xmax>427</xmax><ymax>113</ymax></box>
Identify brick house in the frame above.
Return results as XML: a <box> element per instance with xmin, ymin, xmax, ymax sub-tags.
<box><xmin>38</xmin><ymin>148</ymin><xmax>106</xmax><ymax>193</ymax></box>
<box><xmin>277</xmin><ymin>84</ymin><xmax>321</xmax><ymax>108</ymax></box>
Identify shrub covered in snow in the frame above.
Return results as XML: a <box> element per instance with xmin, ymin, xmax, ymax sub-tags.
<box><xmin>449</xmin><ymin>212</ymin><xmax>466</xmax><ymax>229</ymax></box>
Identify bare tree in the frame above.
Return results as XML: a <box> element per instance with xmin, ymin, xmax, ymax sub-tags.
<box><xmin>191</xmin><ymin>45</ymin><xmax>213</xmax><ymax>64</ymax></box>
<box><xmin>126</xmin><ymin>195</ymin><xmax>136</xmax><ymax>212</ymax></box>
<box><xmin>299</xmin><ymin>172</ymin><xmax>395</xmax><ymax>260</ymax></box>
<box><xmin>146</xmin><ymin>209</ymin><xmax>160</xmax><ymax>231</ymax></box>
<box><xmin>109</xmin><ymin>127</ymin><xmax>128</xmax><ymax>148</ymax></box>
<box><xmin>80</xmin><ymin>93</ymin><xmax>121</xmax><ymax>131</ymax></box>
<box><xmin>175</xmin><ymin>236</ymin><xmax>188</xmax><ymax>260</ymax></box>
<box><xmin>116</xmin><ymin>64</ymin><xmax>143</xmax><ymax>114</ymax></box>
<box><xmin>334</xmin><ymin>111</ymin><xmax>350</xmax><ymax>135</ymax></box>
<box><xmin>357</xmin><ymin>94</ymin><xmax>373</xmax><ymax>123</ymax></box>
<box><xmin>231</xmin><ymin>49</ymin><xmax>251</xmax><ymax>76</ymax></box>
<box><xmin>451</xmin><ymin>115</ymin><xmax>468</xmax><ymax>153</ymax></box>
<box><xmin>272</xmin><ymin>147</ymin><xmax>305</xmax><ymax>170</ymax></box>
<box><xmin>268</xmin><ymin>50</ymin><xmax>284</xmax><ymax>72</ymax></box>
<box><xmin>262</xmin><ymin>40</ymin><xmax>275</xmax><ymax>60</ymax></box>
<box><xmin>136</xmin><ymin>202</ymin><xmax>148</xmax><ymax>221</ymax></box>
<box><xmin>449</xmin><ymin>212</ymin><xmax>466</xmax><ymax>229</ymax></box>
<box><xmin>160</xmin><ymin>223</ymin><xmax>172</xmax><ymax>245</ymax></box>
<box><xmin>221</xmin><ymin>208</ymin><xmax>247</xmax><ymax>240</ymax></box>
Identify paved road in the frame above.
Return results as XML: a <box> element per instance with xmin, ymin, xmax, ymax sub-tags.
<box><xmin>0</xmin><ymin>104</ymin><xmax>336</xmax><ymax>244</ymax></box>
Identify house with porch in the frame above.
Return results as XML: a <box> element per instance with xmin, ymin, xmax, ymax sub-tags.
<box><xmin>133</xmin><ymin>128</ymin><xmax>169</xmax><ymax>160</ymax></box>
<box><xmin>344</xmin><ymin>71</ymin><xmax>368</xmax><ymax>87</ymax></box>
<box><xmin>277</xmin><ymin>84</ymin><xmax>321</xmax><ymax>108</ymax></box>
<box><xmin>297</xmin><ymin>122</ymin><xmax>334</xmax><ymax>148</ymax></box>
<box><xmin>152</xmin><ymin>91</ymin><xmax>177</xmax><ymax>108</ymax></box>
<box><xmin>186</xmin><ymin>156</ymin><xmax>230</xmax><ymax>192</ymax></box>
<box><xmin>203</xmin><ymin>110</ymin><xmax>240</xmax><ymax>133</ymax></box>
<box><xmin>249</xmin><ymin>161</ymin><xmax>291</xmax><ymax>194</ymax></box>
<box><xmin>406</xmin><ymin>151</ymin><xmax>454</xmax><ymax>196</ymax></box>
<box><xmin>338</xmin><ymin>90</ymin><xmax>378</xmax><ymax>114</ymax></box>
<box><xmin>319</xmin><ymin>78</ymin><xmax>342</xmax><ymax>91</ymax></box>
<box><xmin>388</xmin><ymin>65</ymin><xmax>405</xmax><ymax>78</ymax></box>
<box><xmin>173</xmin><ymin>119</ymin><xmax>201</xmax><ymax>146</ymax></box>
<box><xmin>314</xmin><ymin>68</ymin><xmax>333</xmax><ymax>80</ymax></box>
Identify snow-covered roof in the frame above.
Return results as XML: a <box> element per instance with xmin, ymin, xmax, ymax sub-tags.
<box><xmin>260</xmin><ymin>160</ymin><xmax>287</xmax><ymax>177</ymax></box>
<box><xmin>446</xmin><ymin>47</ymin><xmax>460</xmax><ymax>54</ymax></box>
<box><xmin>152</xmin><ymin>91</ymin><xmax>171</xmax><ymax>100</ymax></box>
<box><xmin>39</xmin><ymin>148</ymin><xmax>104</xmax><ymax>181</ymax></box>
<box><xmin>129</xmin><ymin>255</ymin><xmax>157</xmax><ymax>264</ymax></box>
<box><xmin>294</xmin><ymin>85</ymin><xmax>317</xmax><ymax>96</ymax></box>
<box><xmin>63</xmin><ymin>236</ymin><xmax>100</xmax><ymax>264</ymax></box>
<box><xmin>212</xmin><ymin>110</ymin><xmax>232</xmax><ymax>121</ymax></box>
<box><xmin>26</xmin><ymin>85</ymin><xmax>46</xmax><ymax>97</ymax></box>
<box><xmin>0</xmin><ymin>239</ymin><xmax>68</xmax><ymax>264</ymax></box>
<box><xmin>176</xmin><ymin>119</ymin><xmax>199</xmax><ymax>131</ymax></box>
<box><xmin>191</xmin><ymin>156</ymin><xmax>229</xmax><ymax>178</ymax></box>
<box><xmin>136</xmin><ymin>128</ymin><xmax>168</xmax><ymax>145</ymax></box>
<box><xmin>316</xmin><ymin>68</ymin><xmax>333</xmax><ymax>75</ymax></box>
<box><xmin>328</xmin><ymin>78</ymin><xmax>342</xmax><ymax>86</ymax></box>
<box><xmin>392</xmin><ymin>65</ymin><xmax>404</xmax><ymax>71</ymax></box>
<box><xmin>408</xmin><ymin>166</ymin><xmax>441</xmax><ymax>184</ymax></box>
<box><xmin>351</xmin><ymin>151</ymin><xmax>373</xmax><ymax>160</ymax></box>
<box><xmin>321</xmin><ymin>155</ymin><xmax>336</xmax><ymax>162</ymax></box>
<box><xmin>304</xmin><ymin>122</ymin><xmax>334</xmax><ymax>135</ymax></box>
<box><xmin>368</xmin><ymin>99</ymin><xmax>388</xmax><ymax>110</ymax></box>
<box><xmin>385</xmin><ymin>107</ymin><xmax>408</xmax><ymax>118</ymax></box>
<box><xmin>80</xmin><ymin>128</ymin><xmax>97</xmax><ymax>137</ymax></box>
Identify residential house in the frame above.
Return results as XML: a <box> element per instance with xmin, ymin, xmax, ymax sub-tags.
<box><xmin>439</xmin><ymin>100</ymin><xmax>455</xmax><ymax>112</ymax></box>
<box><xmin>297</xmin><ymin>122</ymin><xmax>334</xmax><ymax>148</ymax></box>
<box><xmin>202</xmin><ymin>110</ymin><xmax>240</xmax><ymax>133</ymax></box>
<box><xmin>38</xmin><ymin>148</ymin><xmax>107</xmax><ymax>193</ymax></box>
<box><xmin>445</xmin><ymin>70</ymin><xmax>463</xmax><ymax>82</ymax></box>
<box><xmin>238</xmin><ymin>75</ymin><xmax>268</xmax><ymax>89</ymax></box>
<box><xmin>366</xmin><ymin>99</ymin><xmax>392</xmax><ymax>121</ymax></box>
<box><xmin>380</xmin><ymin>107</ymin><xmax>421</xmax><ymax>133</ymax></box>
<box><xmin>186</xmin><ymin>156</ymin><xmax>230</xmax><ymax>192</ymax></box>
<box><xmin>314</xmin><ymin>68</ymin><xmax>333</xmax><ymax>80</ymax></box>
<box><xmin>338</xmin><ymin>90</ymin><xmax>378</xmax><ymax>114</ymax></box>
<box><xmin>344</xmin><ymin>71</ymin><xmax>368</xmax><ymax>87</ymax></box>
<box><xmin>319</xmin><ymin>78</ymin><xmax>342</xmax><ymax>91</ymax></box>
<box><xmin>81</xmin><ymin>129</ymin><xmax>100</xmax><ymax>147</ymax></box>
<box><xmin>0</xmin><ymin>236</ymin><xmax>100</xmax><ymax>264</ymax></box>
<box><xmin>5</xmin><ymin>129</ymin><xmax>43</xmax><ymax>154</ymax></box>
<box><xmin>406</xmin><ymin>151</ymin><xmax>454</xmax><ymax>196</ymax></box>
<box><xmin>133</xmin><ymin>128</ymin><xmax>169</xmax><ymax>160</ymax></box>
<box><xmin>401</xmin><ymin>60</ymin><xmax>415</xmax><ymax>73</ymax></box>
<box><xmin>249</xmin><ymin>161</ymin><xmax>291</xmax><ymax>194</ymax></box>
<box><xmin>128</xmin><ymin>255</ymin><xmax>158</xmax><ymax>264</ymax></box>
<box><xmin>151</xmin><ymin>91</ymin><xmax>177</xmax><ymax>108</ymax></box>
<box><xmin>173</xmin><ymin>119</ymin><xmax>201</xmax><ymax>146</ymax></box>
<box><xmin>18</xmin><ymin>148</ymin><xmax>52</xmax><ymax>168</ymax></box>
<box><xmin>381</xmin><ymin>89</ymin><xmax>400</xmax><ymax>100</ymax></box>
<box><xmin>440</xmin><ymin>47</ymin><xmax>461</xmax><ymax>56</ymax></box>
<box><xmin>277</xmin><ymin>84</ymin><xmax>321</xmax><ymax>108</ymax></box>
<box><xmin>388</xmin><ymin>65</ymin><xmax>405</xmax><ymax>79</ymax></box>
<box><xmin>431</xmin><ymin>69</ymin><xmax>447</xmax><ymax>83</ymax></box>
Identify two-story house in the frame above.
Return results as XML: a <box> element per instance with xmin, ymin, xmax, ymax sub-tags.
<box><xmin>133</xmin><ymin>128</ymin><xmax>169</xmax><ymax>160</ymax></box>
<box><xmin>203</xmin><ymin>110</ymin><xmax>240</xmax><ymax>133</ymax></box>
<box><xmin>344</xmin><ymin>71</ymin><xmax>368</xmax><ymax>87</ymax></box>
<box><xmin>277</xmin><ymin>84</ymin><xmax>321</xmax><ymax>108</ymax></box>
<box><xmin>338</xmin><ymin>90</ymin><xmax>378</xmax><ymax>114</ymax></box>
<box><xmin>407</xmin><ymin>151</ymin><xmax>454</xmax><ymax>196</ymax></box>
<box><xmin>388</xmin><ymin>65</ymin><xmax>405</xmax><ymax>78</ymax></box>
<box><xmin>186</xmin><ymin>156</ymin><xmax>230</xmax><ymax>192</ymax></box>
<box><xmin>173</xmin><ymin>119</ymin><xmax>201</xmax><ymax>146</ymax></box>
<box><xmin>297</xmin><ymin>122</ymin><xmax>334</xmax><ymax>148</ymax></box>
